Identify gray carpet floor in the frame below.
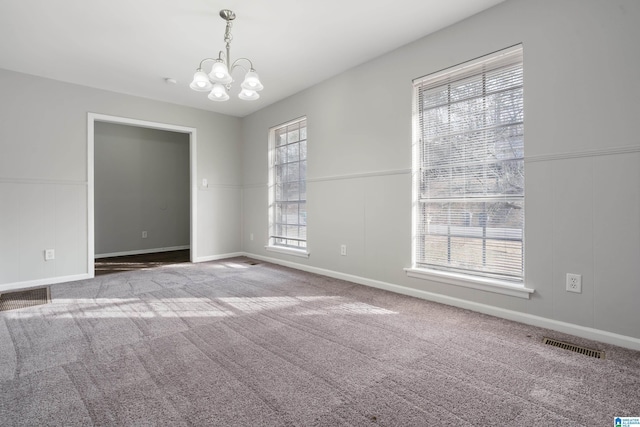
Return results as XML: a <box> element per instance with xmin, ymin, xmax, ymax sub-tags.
<box><xmin>1</xmin><ymin>257</ymin><xmax>639</xmax><ymax>426</ymax></box>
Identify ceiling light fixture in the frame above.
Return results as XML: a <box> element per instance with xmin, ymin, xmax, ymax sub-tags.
<box><xmin>190</xmin><ymin>9</ymin><xmax>263</xmax><ymax>102</ymax></box>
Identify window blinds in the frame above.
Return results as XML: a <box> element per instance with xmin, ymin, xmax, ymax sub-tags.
<box><xmin>414</xmin><ymin>45</ymin><xmax>524</xmax><ymax>282</ymax></box>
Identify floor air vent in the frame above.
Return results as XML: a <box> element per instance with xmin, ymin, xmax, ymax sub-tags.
<box><xmin>543</xmin><ymin>337</ymin><xmax>605</xmax><ymax>359</ymax></box>
<box><xmin>0</xmin><ymin>287</ymin><xmax>50</xmax><ymax>312</ymax></box>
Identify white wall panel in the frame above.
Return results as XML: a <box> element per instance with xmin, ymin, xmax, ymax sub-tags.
<box><xmin>593</xmin><ymin>152</ymin><xmax>640</xmax><ymax>338</ymax></box>
<box><xmin>0</xmin><ymin>183</ymin><xmax>23</xmax><ymax>283</ymax></box>
<box><xmin>241</xmin><ymin>185</ymin><xmax>268</xmax><ymax>254</ymax></box>
<box><xmin>0</xmin><ymin>181</ymin><xmax>85</xmax><ymax>283</ymax></box>
<box><xmin>307</xmin><ymin>178</ymin><xmax>366</xmax><ymax>275</ymax></box>
<box><xmin>194</xmin><ymin>186</ymin><xmax>242</xmax><ymax>260</ymax></box>
<box><xmin>551</xmin><ymin>157</ymin><xmax>594</xmax><ymax>327</ymax></box>
<box><xmin>54</xmin><ymin>184</ymin><xmax>86</xmax><ymax>276</ymax></box>
<box><xmin>521</xmin><ymin>161</ymin><xmax>555</xmax><ymax>320</ymax></box>
<box><xmin>17</xmin><ymin>184</ymin><xmax>51</xmax><ymax>281</ymax></box>
<box><xmin>363</xmin><ymin>173</ymin><xmax>412</xmax><ymax>284</ymax></box>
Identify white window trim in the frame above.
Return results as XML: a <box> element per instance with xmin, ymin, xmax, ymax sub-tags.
<box><xmin>404</xmin><ymin>267</ymin><xmax>533</xmax><ymax>299</ymax></box>
<box><xmin>265</xmin><ymin>245</ymin><xmax>310</xmax><ymax>258</ymax></box>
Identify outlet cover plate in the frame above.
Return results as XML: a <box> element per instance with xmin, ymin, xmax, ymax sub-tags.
<box><xmin>44</xmin><ymin>249</ymin><xmax>55</xmax><ymax>261</ymax></box>
<box><xmin>566</xmin><ymin>273</ymin><xmax>582</xmax><ymax>293</ymax></box>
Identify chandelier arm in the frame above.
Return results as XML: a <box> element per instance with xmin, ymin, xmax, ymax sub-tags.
<box><xmin>197</xmin><ymin>57</ymin><xmax>220</xmax><ymax>69</ymax></box>
<box><xmin>231</xmin><ymin>58</ymin><xmax>255</xmax><ymax>74</ymax></box>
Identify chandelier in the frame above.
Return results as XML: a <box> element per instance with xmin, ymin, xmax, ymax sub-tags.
<box><xmin>190</xmin><ymin>9</ymin><xmax>264</xmax><ymax>102</ymax></box>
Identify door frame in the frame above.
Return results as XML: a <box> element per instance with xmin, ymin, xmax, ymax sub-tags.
<box><xmin>87</xmin><ymin>113</ymin><xmax>197</xmax><ymax>276</ymax></box>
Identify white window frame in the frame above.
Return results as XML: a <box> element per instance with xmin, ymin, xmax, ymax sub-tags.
<box><xmin>266</xmin><ymin>117</ymin><xmax>309</xmax><ymax>258</ymax></box>
<box><xmin>406</xmin><ymin>45</ymin><xmax>533</xmax><ymax>299</ymax></box>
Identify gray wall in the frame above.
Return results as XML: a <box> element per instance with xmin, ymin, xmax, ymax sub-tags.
<box><xmin>0</xmin><ymin>69</ymin><xmax>242</xmax><ymax>287</ymax></box>
<box><xmin>241</xmin><ymin>0</ymin><xmax>640</xmax><ymax>341</ymax></box>
<box><xmin>94</xmin><ymin>122</ymin><xmax>190</xmax><ymax>256</ymax></box>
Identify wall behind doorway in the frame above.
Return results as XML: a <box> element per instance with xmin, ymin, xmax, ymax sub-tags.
<box><xmin>94</xmin><ymin>122</ymin><xmax>190</xmax><ymax>257</ymax></box>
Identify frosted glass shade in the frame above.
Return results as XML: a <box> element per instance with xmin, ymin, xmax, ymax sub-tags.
<box><xmin>238</xmin><ymin>89</ymin><xmax>259</xmax><ymax>101</ymax></box>
<box><xmin>240</xmin><ymin>70</ymin><xmax>263</xmax><ymax>91</ymax></box>
<box><xmin>189</xmin><ymin>70</ymin><xmax>212</xmax><ymax>92</ymax></box>
<box><xmin>209</xmin><ymin>61</ymin><xmax>232</xmax><ymax>84</ymax></box>
<box><xmin>208</xmin><ymin>83</ymin><xmax>230</xmax><ymax>101</ymax></box>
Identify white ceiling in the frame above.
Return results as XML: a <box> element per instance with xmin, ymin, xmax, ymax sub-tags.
<box><xmin>0</xmin><ymin>0</ymin><xmax>504</xmax><ymax>117</ymax></box>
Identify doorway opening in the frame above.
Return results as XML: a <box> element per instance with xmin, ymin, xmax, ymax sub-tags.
<box><xmin>87</xmin><ymin>113</ymin><xmax>197</xmax><ymax>277</ymax></box>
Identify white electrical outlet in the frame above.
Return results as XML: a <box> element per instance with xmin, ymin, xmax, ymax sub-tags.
<box><xmin>142</xmin><ymin>231</ymin><xmax>148</xmax><ymax>238</ymax></box>
<box><xmin>44</xmin><ymin>249</ymin><xmax>55</xmax><ymax>261</ymax></box>
<box><xmin>566</xmin><ymin>273</ymin><xmax>582</xmax><ymax>293</ymax></box>
<box><xmin>340</xmin><ymin>244</ymin><xmax>347</xmax><ymax>256</ymax></box>
<box><xmin>250</xmin><ymin>233</ymin><xmax>254</xmax><ymax>241</ymax></box>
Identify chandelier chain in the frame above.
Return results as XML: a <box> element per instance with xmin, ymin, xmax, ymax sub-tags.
<box><xmin>224</xmin><ymin>20</ymin><xmax>233</xmax><ymax>45</ymax></box>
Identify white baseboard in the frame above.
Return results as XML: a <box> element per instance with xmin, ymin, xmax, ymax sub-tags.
<box><xmin>243</xmin><ymin>251</ymin><xmax>640</xmax><ymax>351</ymax></box>
<box><xmin>0</xmin><ymin>273</ymin><xmax>92</xmax><ymax>293</ymax></box>
<box><xmin>194</xmin><ymin>252</ymin><xmax>245</xmax><ymax>263</ymax></box>
<box><xmin>95</xmin><ymin>245</ymin><xmax>190</xmax><ymax>259</ymax></box>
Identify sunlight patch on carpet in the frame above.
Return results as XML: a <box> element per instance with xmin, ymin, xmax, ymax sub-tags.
<box><xmin>219</xmin><ymin>296</ymin><xmax>397</xmax><ymax>315</ymax></box>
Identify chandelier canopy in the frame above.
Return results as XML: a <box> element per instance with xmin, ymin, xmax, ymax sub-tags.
<box><xmin>190</xmin><ymin>10</ymin><xmax>263</xmax><ymax>102</ymax></box>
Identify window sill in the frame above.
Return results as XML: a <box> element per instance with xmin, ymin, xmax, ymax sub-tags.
<box><xmin>404</xmin><ymin>267</ymin><xmax>534</xmax><ymax>299</ymax></box>
<box><xmin>265</xmin><ymin>245</ymin><xmax>310</xmax><ymax>258</ymax></box>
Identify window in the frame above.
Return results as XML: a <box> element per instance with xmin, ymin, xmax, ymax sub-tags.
<box><xmin>268</xmin><ymin>117</ymin><xmax>307</xmax><ymax>254</ymax></box>
<box><xmin>412</xmin><ymin>45</ymin><xmax>524</xmax><ymax>283</ymax></box>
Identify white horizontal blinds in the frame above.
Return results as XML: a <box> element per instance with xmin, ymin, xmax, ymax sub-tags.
<box><xmin>272</xmin><ymin>118</ymin><xmax>307</xmax><ymax>248</ymax></box>
<box><xmin>415</xmin><ymin>46</ymin><xmax>524</xmax><ymax>281</ymax></box>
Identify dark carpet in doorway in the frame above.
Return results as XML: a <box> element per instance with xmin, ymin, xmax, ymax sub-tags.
<box><xmin>95</xmin><ymin>249</ymin><xmax>190</xmax><ymax>276</ymax></box>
